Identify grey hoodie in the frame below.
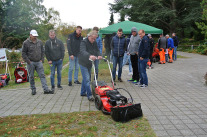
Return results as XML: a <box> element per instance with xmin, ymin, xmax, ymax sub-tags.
<box><xmin>128</xmin><ymin>27</ymin><xmax>141</xmax><ymax>55</ymax></box>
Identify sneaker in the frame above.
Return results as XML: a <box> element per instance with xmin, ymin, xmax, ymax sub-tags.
<box><xmin>74</xmin><ymin>81</ymin><xmax>81</xmax><ymax>84</ymax></box>
<box><xmin>51</xmin><ymin>86</ymin><xmax>55</xmax><ymax>91</ymax></box>
<box><xmin>116</xmin><ymin>71</ymin><xmax>118</xmax><ymax>75</ymax></box>
<box><xmin>81</xmin><ymin>94</ymin><xmax>87</xmax><ymax>96</ymax></box>
<box><xmin>128</xmin><ymin>78</ymin><xmax>134</xmax><ymax>81</ymax></box>
<box><xmin>57</xmin><ymin>85</ymin><xmax>63</xmax><ymax>90</ymax></box>
<box><xmin>135</xmin><ymin>82</ymin><xmax>141</xmax><ymax>86</ymax></box>
<box><xmin>118</xmin><ymin>78</ymin><xmax>123</xmax><ymax>82</ymax></box>
<box><xmin>68</xmin><ymin>82</ymin><xmax>72</xmax><ymax>86</ymax></box>
<box><xmin>31</xmin><ymin>89</ymin><xmax>36</xmax><ymax>95</ymax></box>
<box><xmin>132</xmin><ymin>80</ymin><xmax>138</xmax><ymax>83</ymax></box>
<box><xmin>88</xmin><ymin>96</ymin><xmax>94</xmax><ymax>101</ymax></box>
<box><xmin>140</xmin><ymin>84</ymin><xmax>148</xmax><ymax>88</ymax></box>
<box><xmin>128</xmin><ymin>72</ymin><xmax>133</xmax><ymax>75</ymax></box>
<box><xmin>44</xmin><ymin>89</ymin><xmax>54</xmax><ymax>94</ymax></box>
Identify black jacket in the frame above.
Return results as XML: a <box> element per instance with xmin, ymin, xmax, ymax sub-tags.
<box><xmin>78</xmin><ymin>38</ymin><xmax>101</xmax><ymax>69</ymax></box>
<box><xmin>45</xmin><ymin>37</ymin><xmax>65</xmax><ymax>61</ymax></box>
<box><xmin>138</xmin><ymin>35</ymin><xmax>150</xmax><ymax>59</ymax></box>
<box><xmin>22</xmin><ymin>38</ymin><xmax>44</xmax><ymax>64</ymax></box>
<box><xmin>67</xmin><ymin>31</ymin><xmax>83</xmax><ymax>57</ymax></box>
<box><xmin>172</xmin><ymin>36</ymin><xmax>179</xmax><ymax>47</ymax></box>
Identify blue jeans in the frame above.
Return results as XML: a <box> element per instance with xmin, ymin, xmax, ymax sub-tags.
<box><xmin>173</xmin><ymin>46</ymin><xmax>177</xmax><ymax>60</ymax></box>
<box><xmin>68</xmin><ymin>56</ymin><xmax>79</xmax><ymax>82</ymax></box>
<box><xmin>122</xmin><ymin>53</ymin><xmax>132</xmax><ymax>73</ymax></box>
<box><xmin>138</xmin><ymin>58</ymin><xmax>148</xmax><ymax>85</ymax></box>
<box><xmin>112</xmin><ymin>56</ymin><xmax>123</xmax><ymax>80</ymax></box>
<box><xmin>50</xmin><ymin>59</ymin><xmax>63</xmax><ymax>87</ymax></box>
<box><xmin>94</xmin><ymin>60</ymin><xmax>99</xmax><ymax>79</ymax></box>
<box><xmin>80</xmin><ymin>64</ymin><xmax>92</xmax><ymax>99</ymax></box>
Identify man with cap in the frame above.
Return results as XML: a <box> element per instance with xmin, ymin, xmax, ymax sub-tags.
<box><xmin>22</xmin><ymin>30</ymin><xmax>53</xmax><ymax>95</ymax></box>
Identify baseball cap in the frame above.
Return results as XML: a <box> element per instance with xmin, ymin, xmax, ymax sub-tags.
<box><xmin>148</xmin><ymin>34</ymin><xmax>151</xmax><ymax>37</ymax></box>
<box><xmin>30</xmin><ymin>30</ymin><xmax>38</xmax><ymax>36</ymax></box>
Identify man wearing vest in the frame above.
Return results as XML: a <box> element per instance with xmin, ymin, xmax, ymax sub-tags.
<box><xmin>110</xmin><ymin>28</ymin><xmax>127</xmax><ymax>83</ymax></box>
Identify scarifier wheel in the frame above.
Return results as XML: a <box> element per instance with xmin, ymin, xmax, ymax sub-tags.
<box><xmin>95</xmin><ymin>95</ymin><xmax>102</xmax><ymax>110</ymax></box>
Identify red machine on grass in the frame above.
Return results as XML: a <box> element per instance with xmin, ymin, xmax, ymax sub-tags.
<box><xmin>91</xmin><ymin>58</ymin><xmax>143</xmax><ymax>122</ymax></box>
<box><xmin>152</xmin><ymin>43</ymin><xmax>160</xmax><ymax>63</ymax></box>
<box><xmin>0</xmin><ymin>55</ymin><xmax>10</xmax><ymax>88</ymax></box>
<box><xmin>14</xmin><ymin>62</ymin><xmax>29</xmax><ymax>83</ymax></box>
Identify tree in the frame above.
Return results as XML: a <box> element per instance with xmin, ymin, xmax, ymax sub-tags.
<box><xmin>0</xmin><ymin>0</ymin><xmax>47</xmax><ymax>48</ymax></box>
<box><xmin>196</xmin><ymin>0</ymin><xmax>207</xmax><ymax>40</ymax></box>
<box><xmin>109</xmin><ymin>12</ymin><xmax>114</xmax><ymax>25</ymax></box>
<box><xmin>109</xmin><ymin>0</ymin><xmax>202</xmax><ymax>38</ymax></box>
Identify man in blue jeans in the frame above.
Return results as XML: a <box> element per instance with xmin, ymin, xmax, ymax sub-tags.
<box><xmin>138</xmin><ymin>29</ymin><xmax>150</xmax><ymax>88</ymax></box>
<box><xmin>67</xmin><ymin>26</ymin><xmax>83</xmax><ymax>86</ymax></box>
<box><xmin>78</xmin><ymin>31</ymin><xmax>102</xmax><ymax>101</ymax></box>
<box><xmin>45</xmin><ymin>30</ymin><xmax>65</xmax><ymax>91</ymax></box>
<box><xmin>111</xmin><ymin>28</ymin><xmax>127</xmax><ymax>82</ymax></box>
<box><xmin>93</xmin><ymin>27</ymin><xmax>103</xmax><ymax>79</ymax></box>
<box><xmin>172</xmin><ymin>33</ymin><xmax>179</xmax><ymax>61</ymax></box>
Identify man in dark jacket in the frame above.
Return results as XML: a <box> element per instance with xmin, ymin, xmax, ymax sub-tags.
<box><xmin>172</xmin><ymin>33</ymin><xmax>179</xmax><ymax>61</ymax></box>
<box><xmin>45</xmin><ymin>30</ymin><xmax>65</xmax><ymax>91</ymax></box>
<box><xmin>148</xmin><ymin>34</ymin><xmax>154</xmax><ymax>66</ymax></box>
<box><xmin>78</xmin><ymin>31</ymin><xmax>102</xmax><ymax>101</ymax></box>
<box><xmin>138</xmin><ymin>29</ymin><xmax>150</xmax><ymax>88</ymax></box>
<box><xmin>22</xmin><ymin>30</ymin><xmax>53</xmax><ymax>95</ymax></box>
<box><xmin>93</xmin><ymin>27</ymin><xmax>103</xmax><ymax>79</ymax></box>
<box><xmin>67</xmin><ymin>26</ymin><xmax>83</xmax><ymax>86</ymax></box>
<box><xmin>111</xmin><ymin>28</ymin><xmax>127</xmax><ymax>82</ymax></box>
<box><xmin>158</xmin><ymin>34</ymin><xmax>167</xmax><ymax>64</ymax></box>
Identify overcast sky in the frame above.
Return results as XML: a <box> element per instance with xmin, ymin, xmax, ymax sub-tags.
<box><xmin>42</xmin><ymin>0</ymin><xmax>119</xmax><ymax>29</ymax></box>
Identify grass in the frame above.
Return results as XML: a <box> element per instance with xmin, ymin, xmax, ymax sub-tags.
<box><xmin>0</xmin><ymin>111</ymin><xmax>156</xmax><ymax>137</ymax></box>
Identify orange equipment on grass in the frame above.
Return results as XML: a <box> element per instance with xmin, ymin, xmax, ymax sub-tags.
<box><xmin>152</xmin><ymin>43</ymin><xmax>159</xmax><ymax>62</ymax></box>
<box><xmin>168</xmin><ymin>48</ymin><xmax>174</xmax><ymax>63</ymax></box>
<box><xmin>147</xmin><ymin>59</ymin><xmax>152</xmax><ymax>69</ymax></box>
<box><xmin>159</xmin><ymin>48</ymin><xmax>166</xmax><ymax>64</ymax></box>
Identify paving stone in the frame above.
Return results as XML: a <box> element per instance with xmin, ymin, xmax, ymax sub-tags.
<box><xmin>0</xmin><ymin>52</ymin><xmax>207</xmax><ymax>136</ymax></box>
<box><xmin>166</xmin><ymin>129</ymin><xmax>182</xmax><ymax>136</ymax></box>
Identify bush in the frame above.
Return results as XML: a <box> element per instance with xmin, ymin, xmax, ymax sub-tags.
<box><xmin>6</xmin><ymin>51</ymin><xmax>21</xmax><ymax>67</ymax></box>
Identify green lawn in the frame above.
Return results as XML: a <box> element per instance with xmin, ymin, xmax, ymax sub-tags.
<box><xmin>0</xmin><ymin>111</ymin><xmax>156</xmax><ymax>137</ymax></box>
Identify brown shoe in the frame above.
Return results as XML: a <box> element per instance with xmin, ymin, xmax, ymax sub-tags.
<box><xmin>118</xmin><ymin>78</ymin><xmax>123</xmax><ymax>82</ymax></box>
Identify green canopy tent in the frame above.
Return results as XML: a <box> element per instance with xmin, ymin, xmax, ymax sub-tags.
<box><xmin>99</xmin><ymin>21</ymin><xmax>163</xmax><ymax>38</ymax></box>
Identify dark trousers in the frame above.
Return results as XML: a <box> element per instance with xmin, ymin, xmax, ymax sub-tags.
<box><xmin>130</xmin><ymin>55</ymin><xmax>139</xmax><ymax>81</ymax></box>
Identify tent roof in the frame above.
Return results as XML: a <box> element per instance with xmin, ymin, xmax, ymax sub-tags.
<box><xmin>99</xmin><ymin>21</ymin><xmax>163</xmax><ymax>35</ymax></box>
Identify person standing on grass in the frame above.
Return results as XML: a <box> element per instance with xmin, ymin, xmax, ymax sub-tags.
<box><xmin>128</xmin><ymin>27</ymin><xmax>141</xmax><ymax>84</ymax></box>
<box><xmin>78</xmin><ymin>31</ymin><xmax>102</xmax><ymax>101</ymax></box>
<box><xmin>22</xmin><ymin>30</ymin><xmax>53</xmax><ymax>95</ymax></box>
<box><xmin>137</xmin><ymin>29</ymin><xmax>150</xmax><ymax>88</ymax></box>
<box><xmin>111</xmin><ymin>28</ymin><xmax>127</xmax><ymax>83</ymax></box>
<box><xmin>67</xmin><ymin>26</ymin><xmax>83</xmax><ymax>86</ymax></box>
<box><xmin>93</xmin><ymin>27</ymin><xmax>103</xmax><ymax>79</ymax></box>
<box><xmin>172</xmin><ymin>33</ymin><xmax>179</xmax><ymax>61</ymax></box>
<box><xmin>45</xmin><ymin>30</ymin><xmax>65</xmax><ymax>91</ymax></box>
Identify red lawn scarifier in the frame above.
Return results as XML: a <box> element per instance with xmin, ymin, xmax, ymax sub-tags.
<box><xmin>91</xmin><ymin>58</ymin><xmax>143</xmax><ymax>122</ymax></box>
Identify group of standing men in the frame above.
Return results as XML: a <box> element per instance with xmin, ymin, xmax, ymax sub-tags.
<box><xmin>158</xmin><ymin>33</ymin><xmax>179</xmax><ymax>64</ymax></box>
<box><xmin>22</xmin><ymin>26</ymin><xmax>103</xmax><ymax>101</ymax></box>
<box><xmin>22</xmin><ymin>26</ymin><xmax>157</xmax><ymax>101</ymax></box>
<box><xmin>110</xmin><ymin>28</ymin><xmax>150</xmax><ymax>88</ymax></box>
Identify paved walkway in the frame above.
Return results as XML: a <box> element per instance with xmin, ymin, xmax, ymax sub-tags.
<box><xmin>0</xmin><ymin>51</ymin><xmax>207</xmax><ymax>137</ymax></box>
